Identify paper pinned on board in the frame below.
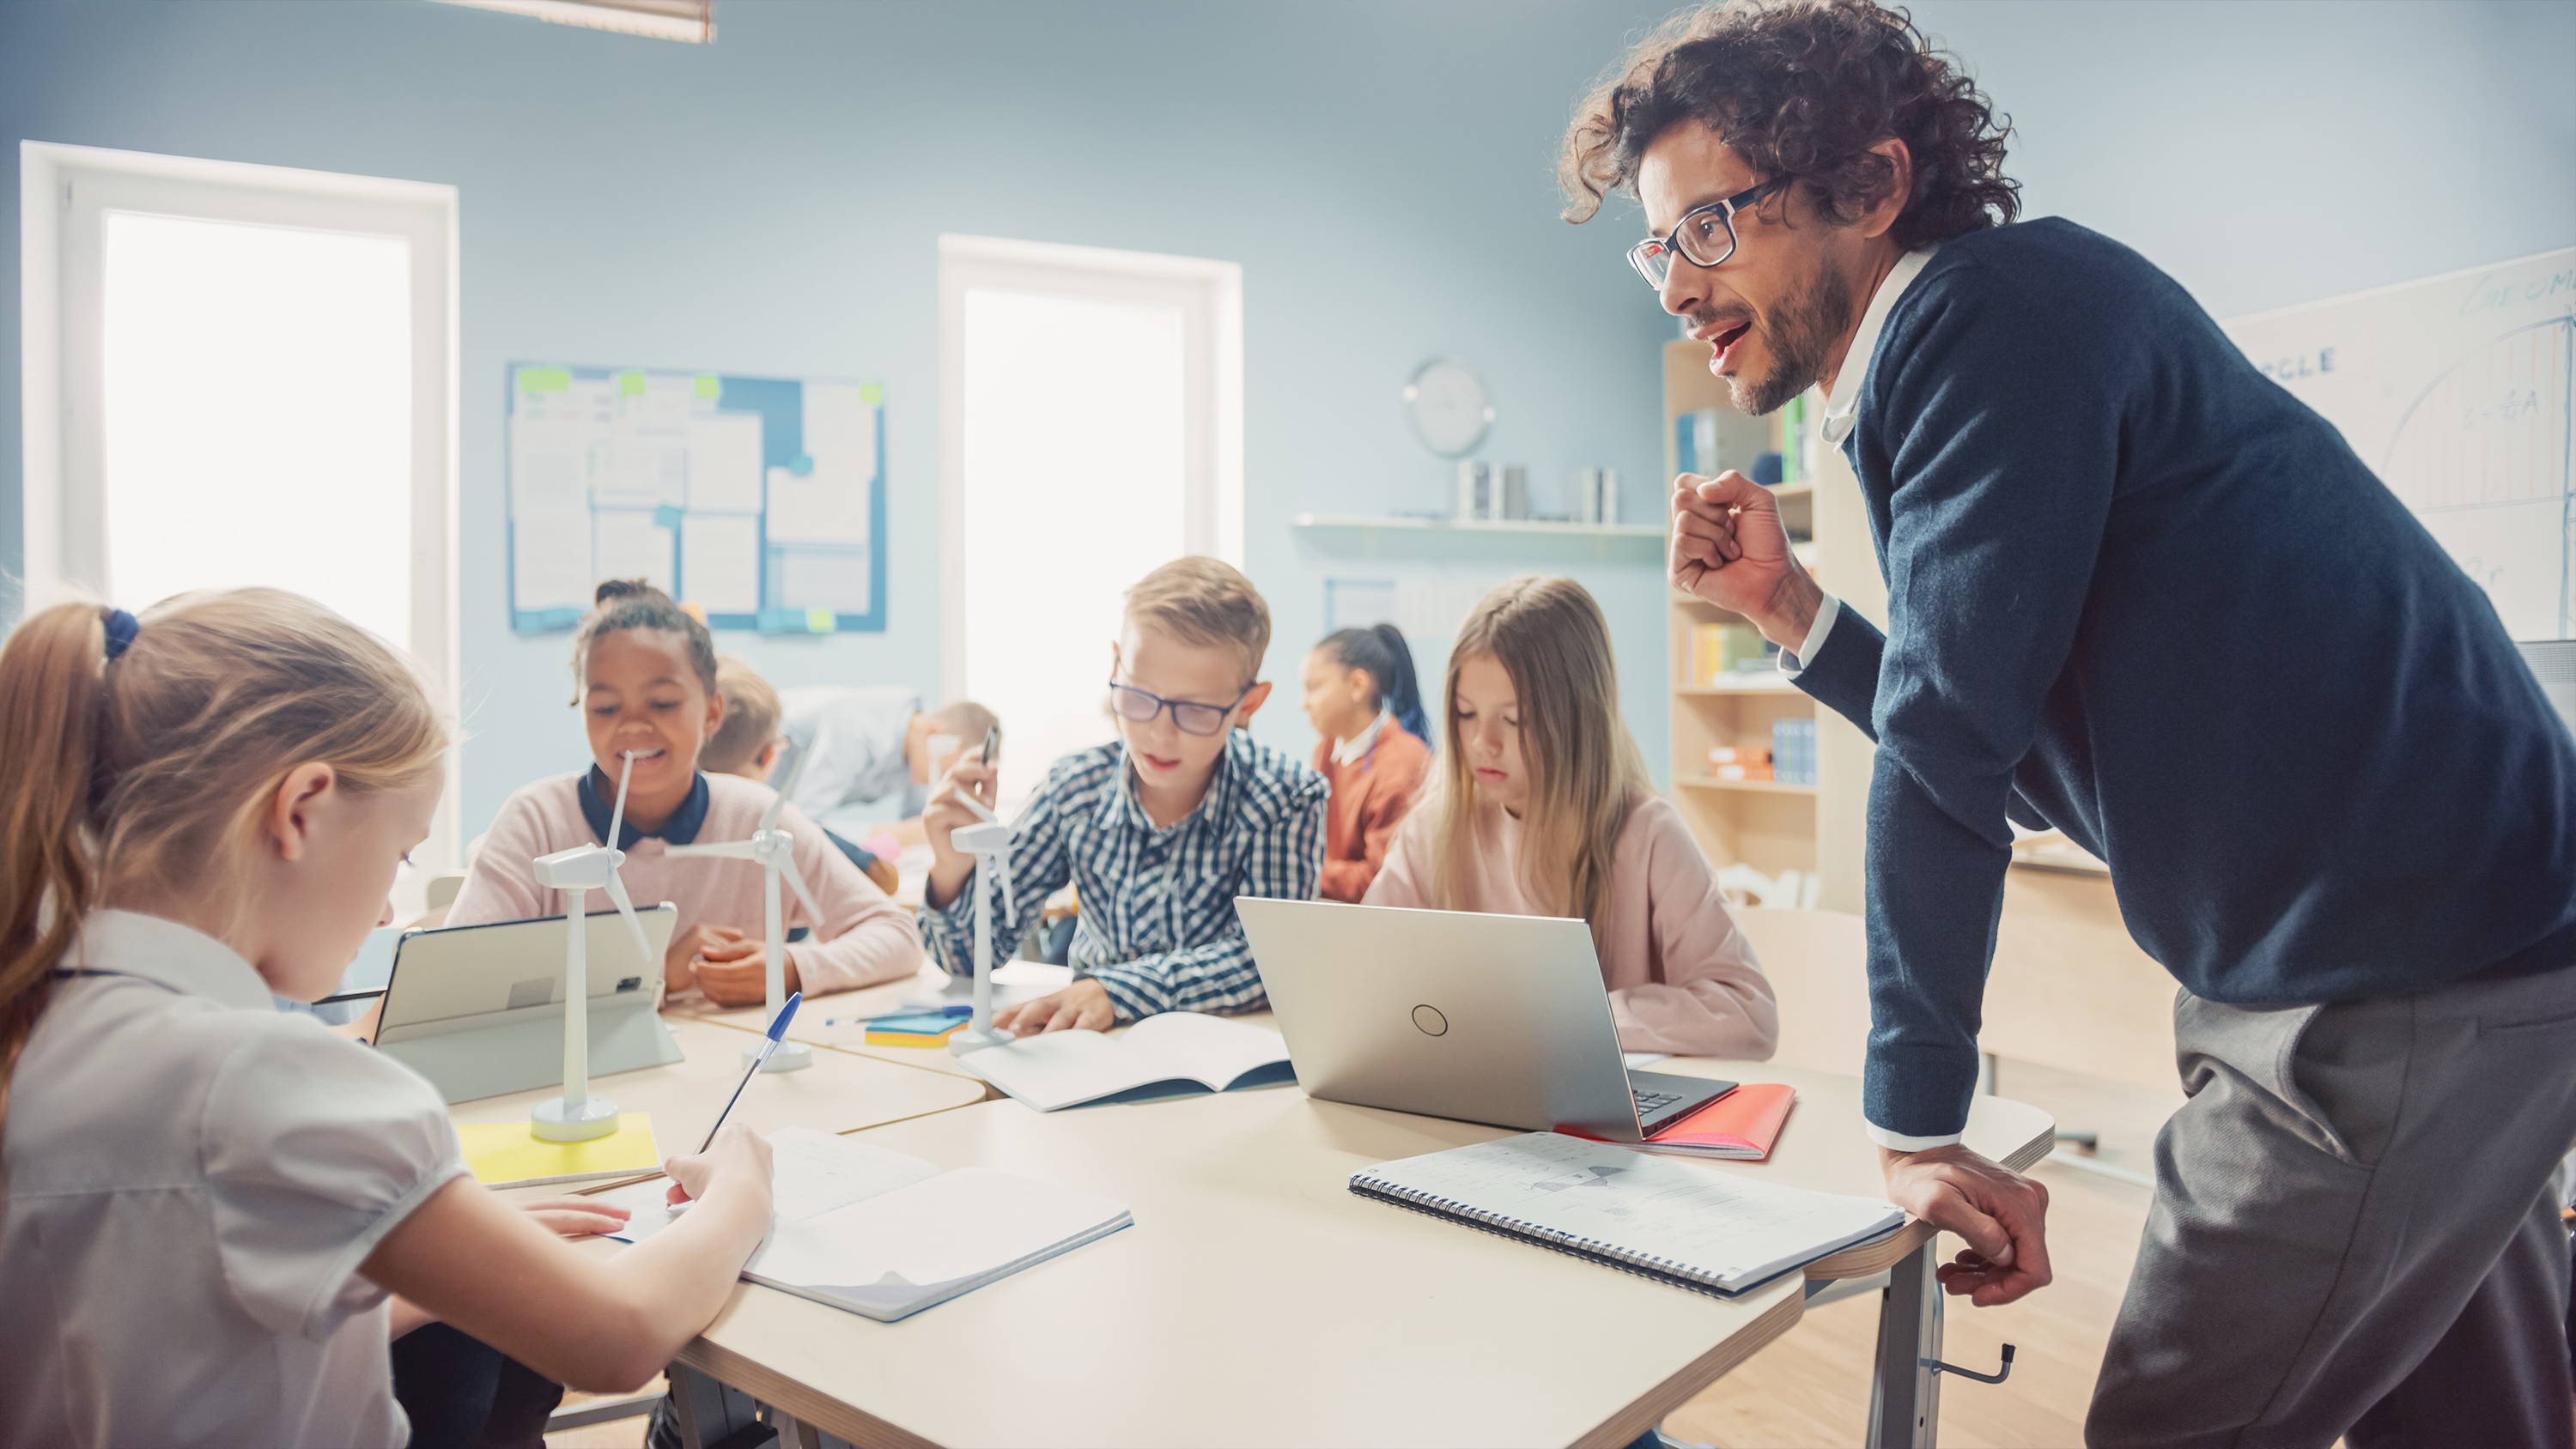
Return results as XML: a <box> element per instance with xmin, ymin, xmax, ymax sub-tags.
<box><xmin>681</xmin><ymin>513</ymin><xmax>762</xmax><ymax>615</ymax></box>
<box><xmin>766</xmin><ymin>464</ymin><xmax>871</xmax><ymax>548</ymax></box>
<box><xmin>686</xmin><ymin>413</ymin><xmax>765</xmax><ymax>512</ymax></box>
<box><xmin>594</xmin><ymin>509</ymin><xmax>676</xmax><ymax>594</ymax></box>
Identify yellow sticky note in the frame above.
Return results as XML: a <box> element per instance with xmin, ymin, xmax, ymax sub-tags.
<box><xmin>678</xmin><ymin>602</ymin><xmax>707</xmax><ymax>623</ymax></box>
<box><xmin>516</xmin><ymin>367</ymin><xmax>572</xmax><ymax>393</ymax></box>
<box><xmin>619</xmin><ymin>372</ymin><xmax>647</xmax><ymax>397</ymax></box>
<box><xmin>805</xmin><ymin>609</ymin><xmax>835</xmax><ymax>633</ymax></box>
<box><xmin>457</xmin><ymin>1114</ymin><xmax>660</xmax><ymax>1189</ymax></box>
<box><xmin>693</xmin><ymin>374</ymin><xmax>720</xmax><ymax>399</ymax></box>
<box><xmin>859</xmin><ymin>383</ymin><xmax>884</xmax><ymax>405</ymax></box>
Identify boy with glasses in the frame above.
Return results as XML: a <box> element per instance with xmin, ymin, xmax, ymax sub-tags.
<box><xmin>919</xmin><ymin>557</ymin><xmax>1327</xmax><ymax>1034</ymax></box>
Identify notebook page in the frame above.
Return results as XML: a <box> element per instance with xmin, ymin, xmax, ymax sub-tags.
<box><xmin>1121</xmin><ymin>1011</ymin><xmax>1291</xmax><ymax>1088</ymax></box>
<box><xmin>957</xmin><ymin>1029</ymin><xmax>1138</xmax><ymax>1111</ymax></box>
<box><xmin>598</xmin><ymin>1126</ymin><xmax>940</xmax><ymax>1238</ymax></box>
<box><xmin>1358</xmin><ymin>1132</ymin><xmax>1899</xmax><ymax>1283</ymax></box>
<box><xmin>756</xmin><ymin>1167</ymin><xmax>1132</xmax><ymax>1300</ymax></box>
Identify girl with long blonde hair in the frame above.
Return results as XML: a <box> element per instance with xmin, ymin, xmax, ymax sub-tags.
<box><xmin>0</xmin><ymin>590</ymin><xmax>774</xmax><ymax>1448</ymax></box>
<box><xmin>1364</xmin><ymin>576</ymin><xmax>1777</xmax><ymax>1056</ymax></box>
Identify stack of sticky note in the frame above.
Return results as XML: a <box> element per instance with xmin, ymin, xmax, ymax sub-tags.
<box><xmin>865</xmin><ymin>1008</ymin><xmax>970</xmax><ymax>1046</ymax></box>
<box><xmin>458</xmin><ymin>1114</ymin><xmax>661</xmax><ymax>1190</ymax></box>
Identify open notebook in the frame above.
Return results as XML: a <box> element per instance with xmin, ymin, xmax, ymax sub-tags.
<box><xmin>957</xmin><ymin>1011</ymin><xmax>1295</xmax><ymax>1113</ymax></box>
<box><xmin>597</xmin><ymin>1128</ymin><xmax>1132</xmax><ymax>1321</ymax></box>
<box><xmin>1351</xmin><ymin>1131</ymin><xmax>1902</xmax><ymax>1296</ymax></box>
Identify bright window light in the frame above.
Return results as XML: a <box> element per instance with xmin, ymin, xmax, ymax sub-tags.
<box><xmin>101</xmin><ymin>210</ymin><xmax>414</xmax><ymax>645</ymax></box>
<box><xmin>961</xmin><ymin>287</ymin><xmax>1187</xmax><ymax>785</ymax></box>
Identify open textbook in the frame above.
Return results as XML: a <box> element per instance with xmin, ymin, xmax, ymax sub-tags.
<box><xmin>957</xmin><ymin>1010</ymin><xmax>1295</xmax><ymax>1112</ymax></box>
<box><xmin>598</xmin><ymin>1127</ymin><xmax>1132</xmax><ymax>1321</ymax></box>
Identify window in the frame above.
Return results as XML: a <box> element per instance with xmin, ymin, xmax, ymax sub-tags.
<box><xmin>939</xmin><ymin>237</ymin><xmax>1243</xmax><ymax>795</ymax></box>
<box><xmin>23</xmin><ymin>143</ymin><xmax>459</xmax><ymax>886</ymax></box>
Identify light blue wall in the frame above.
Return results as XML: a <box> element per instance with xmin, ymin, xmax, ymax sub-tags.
<box><xmin>4</xmin><ymin>0</ymin><xmax>2571</xmax><ymax>837</ymax></box>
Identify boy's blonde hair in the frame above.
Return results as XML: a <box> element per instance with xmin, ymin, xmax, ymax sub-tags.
<box><xmin>1123</xmin><ymin>557</ymin><xmax>1271</xmax><ymax>684</ymax></box>
<box><xmin>0</xmin><ymin>590</ymin><xmax>450</xmax><ymax>1139</ymax></box>
<box><xmin>703</xmin><ymin>656</ymin><xmax>783</xmax><ymax>776</ymax></box>
<box><xmin>1431</xmin><ymin>576</ymin><xmax>1652</xmax><ymax>938</ymax></box>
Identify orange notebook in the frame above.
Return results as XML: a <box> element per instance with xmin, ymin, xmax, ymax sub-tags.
<box><xmin>1564</xmin><ymin>1082</ymin><xmax>1798</xmax><ymax>1161</ymax></box>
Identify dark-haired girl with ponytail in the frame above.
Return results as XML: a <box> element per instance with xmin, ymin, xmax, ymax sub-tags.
<box><xmin>1299</xmin><ymin>623</ymin><xmax>1433</xmax><ymax>902</ymax></box>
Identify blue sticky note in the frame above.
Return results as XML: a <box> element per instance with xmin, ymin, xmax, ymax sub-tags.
<box><xmin>653</xmin><ymin>503</ymin><xmax>683</xmax><ymax>529</ymax></box>
<box><xmin>756</xmin><ymin>608</ymin><xmax>799</xmax><ymax>634</ymax></box>
<box><xmin>528</xmin><ymin>606</ymin><xmax>582</xmax><ymax>632</ymax></box>
<box><xmin>868</xmin><ymin>1011</ymin><xmax>971</xmax><ymax>1034</ymax></box>
<box><xmin>789</xmin><ymin>455</ymin><xmax>815</xmax><ymax>476</ymax></box>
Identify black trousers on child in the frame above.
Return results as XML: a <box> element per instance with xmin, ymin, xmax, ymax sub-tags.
<box><xmin>391</xmin><ymin>1325</ymin><xmax>563</xmax><ymax>1449</ymax></box>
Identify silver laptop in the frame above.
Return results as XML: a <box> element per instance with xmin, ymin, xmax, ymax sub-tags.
<box><xmin>1236</xmin><ymin>898</ymin><xmax>1734</xmax><ymax>1142</ymax></box>
<box><xmin>374</xmin><ymin>905</ymin><xmax>680</xmax><ymax>1105</ymax></box>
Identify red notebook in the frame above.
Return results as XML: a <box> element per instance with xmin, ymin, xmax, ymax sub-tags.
<box><xmin>1560</xmin><ymin>1082</ymin><xmax>1799</xmax><ymax>1161</ymax></box>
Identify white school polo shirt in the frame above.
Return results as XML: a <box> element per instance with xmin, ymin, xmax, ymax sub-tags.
<box><xmin>0</xmin><ymin>910</ymin><xmax>467</xmax><ymax>1448</ymax></box>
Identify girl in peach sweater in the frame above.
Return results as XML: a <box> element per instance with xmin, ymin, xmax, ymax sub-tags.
<box><xmin>1365</xmin><ymin>577</ymin><xmax>1776</xmax><ymax>1058</ymax></box>
<box><xmin>450</xmin><ymin>581</ymin><xmax>919</xmax><ymax>1007</ymax></box>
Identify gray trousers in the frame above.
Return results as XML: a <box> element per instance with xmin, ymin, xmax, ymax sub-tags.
<box><xmin>2087</xmin><ymin>963</ymin><xmax>2576</xmax><ymax>1448</ymax></box>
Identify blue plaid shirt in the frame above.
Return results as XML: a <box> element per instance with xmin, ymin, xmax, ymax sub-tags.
<box><xmin>922</xmin><ymin>731</ymin><xmax>1327</xmax><ymax>1020</ymax></box>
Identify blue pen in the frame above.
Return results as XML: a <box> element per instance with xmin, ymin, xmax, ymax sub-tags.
<box><xmin>697</xmin><ymin>991</ymin><xmax>801</xmax><ymax>1153</ymax></box>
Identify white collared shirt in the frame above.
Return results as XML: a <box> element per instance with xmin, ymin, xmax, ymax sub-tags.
<box><xmin>1330</xmin><ymin>709</ymin><xmax>1393</xmax><ymax>767</ymax></box>
<box><xmin>1</xmin><ymin>910</ymin><xmax>466</xmax><ymax>1448</ymax></box>
<box><xmin>1777</xmin><ymin>246</ymin><xmax>1966</xmax><ymax>1153</ymax></box>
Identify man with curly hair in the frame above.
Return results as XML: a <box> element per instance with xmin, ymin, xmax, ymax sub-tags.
<box><xmin>1568</xmin><ymin>2</ymin><xmax>2576</xmax><ymax>1442</ymax></box>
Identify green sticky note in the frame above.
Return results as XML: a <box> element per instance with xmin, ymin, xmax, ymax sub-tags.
<box><xmin>859</xmin><ymin>383</ymin><xmax>884</xmax><ymax>405</ymax></box>
<box><xmin>693</xmin><ymin>375</ymin><xmax>720</xmax><ymax>399</ymax></box>
<box><xmin>805</xmin><ymin>609</ymin><xmax>835</xmax><ymax>634</ymax></box>
<box><xmin>516</xmin><ymin>367</ymin><xmax>572</xmax><ymax>393</ymax></box>
<box><xmin>618</xmin><ymin>372</ymin><xmax>647</xmax><ymax>397</ymax></box>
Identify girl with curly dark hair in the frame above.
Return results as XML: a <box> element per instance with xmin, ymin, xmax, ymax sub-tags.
<box><xmin>1569</xmin><ymin>4</ymin><xmax>2576</xmax><ymax>1446</ymax></box>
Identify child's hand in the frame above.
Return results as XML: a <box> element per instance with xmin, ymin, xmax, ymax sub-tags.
<box><xmin>665</xmin><ymin>924</ymin><xmax>753</xmax><ymax>991</ymax></box>
<box><xmin>665</xmin><ymin>1122</ymin><xmax>775</xmax><ymax>1209</ymax></box>
<box><xmin>993</xmin><ymin>978</ymin><xmax>1116</xmax><ymax>1035</ymax></box>
<box><xmin>696</xmin><ymin>949</ymin><xmax>799</xmax><ymax>1008</ymax></box>
<box><xmin>516</xmin><ymin>1194</ymin><xmax>632</xmax><ymax>1239</ymax></box>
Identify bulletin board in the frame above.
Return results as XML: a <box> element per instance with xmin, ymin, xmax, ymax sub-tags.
<box><xmin>505</xmin><ymin>362</ymin><xmax>887</xmax><ymax>634</ymax></box>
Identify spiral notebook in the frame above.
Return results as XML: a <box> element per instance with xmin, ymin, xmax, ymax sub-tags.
<box><xmin>1350</xmin><ymin>1131</ymin><xmax>1904</xmax><ymax>1296</ymax></box>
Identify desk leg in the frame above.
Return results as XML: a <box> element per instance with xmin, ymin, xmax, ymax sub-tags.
<box><xmin>1864</xmin><ymin>1237</ymin><xmax>1943</xmax><ymax>1449</ymax></box>
<box><xmin>668</xmin><ymin>1361</ymin><xmax>769</xmax><ymax>1449</ymax></box>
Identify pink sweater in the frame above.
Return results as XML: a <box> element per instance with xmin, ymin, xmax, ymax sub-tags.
<box><xmin>1363</xmin><ymin>789</ymin><xmax>1778</xmax><ymax>1058</ymax></box>
<box><xmin>448</xmin><ymin>771</ymin><xmax>921</xmax><ymax>1002</ymax></box>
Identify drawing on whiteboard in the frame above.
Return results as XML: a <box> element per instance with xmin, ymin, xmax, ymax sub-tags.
<box><xmin>2226</xmin><ymin>248</ymin><xmax>2576</xmax><ymax>641</ymax></box>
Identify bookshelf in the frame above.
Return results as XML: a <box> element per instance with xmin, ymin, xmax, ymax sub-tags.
<box><xmin>1662</xmin><ymin>336</ymin><xmax>1878</xmax><ymax>900</ymax></box>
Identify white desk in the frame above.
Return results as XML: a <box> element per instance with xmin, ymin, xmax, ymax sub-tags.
<box><xmin>655</xmin><ymin>1062</ymin><xmax>2052</xmax><ymax>1449</ymax></box>
<box><xmin>451</xmin><ymin>1018</ymin><xmax>986</xmax><ymax>1198</ymax></box>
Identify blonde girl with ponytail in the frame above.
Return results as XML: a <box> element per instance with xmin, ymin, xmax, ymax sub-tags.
<box><xmin>1364</xmin><ymin>576</ymin><xmax>1779</xmax><ymax>1058</ymax></box>
<box><xmin>0</xmin><ymin>590</ymin><xmax>774</xmax><ymax>1449</ymax></box>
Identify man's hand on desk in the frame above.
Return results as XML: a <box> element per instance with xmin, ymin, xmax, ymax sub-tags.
<box><xmin>1879</xmin><ymin>1143</ymin><xmax>2053</xmax><ymax>1307</ymax></box>
<box><xmin>993</xmin><ymin>978</ymin><xmax>1116</xmax><ymax>1035</ymax></box>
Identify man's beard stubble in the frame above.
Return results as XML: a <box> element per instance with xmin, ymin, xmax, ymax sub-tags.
<box><xmin>1728</xmin><ymin>261</ymin><xmax>1855</xmax><ymax>418</ymax></box>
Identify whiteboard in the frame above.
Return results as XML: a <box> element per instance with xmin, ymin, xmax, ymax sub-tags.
<box><xmin>505</xmin><ymin>363</ymin><xmax>887</xmax><ymax>635</ymax></box>
<box><xmin>2224</xmin><ymin>247</ymin><xmax>2576</xmax><ymax>640</ymax></box>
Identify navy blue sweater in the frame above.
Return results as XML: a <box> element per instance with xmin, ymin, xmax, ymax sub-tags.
<box><xmin>1795</xmin><ymin>219</ymin><xmax>2576</xmax><ymax>1139</ymax></box>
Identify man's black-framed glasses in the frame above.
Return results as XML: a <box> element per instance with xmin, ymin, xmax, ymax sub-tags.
<box><xmin>1627</xmin><ymin>176</ymin><xmax>1793</xmax><ymax>289</ymax></box>
<box><xmin>1106</xmin><ymin>679</ymin><xmax>1251</xmax><ymax>737</ymax></box>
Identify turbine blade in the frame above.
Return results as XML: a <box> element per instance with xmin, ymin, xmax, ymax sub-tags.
<box><xmin>761</xmin><ymin>746</ymin><xmax>813</xmax><ymax>833</ymax></box>
<box><xmin>607</xmin><ymin>751</ymin><xmax>637</xmax><ymax>846</ymax></box>
<box><xmin>601</xmin><ymin>870</ymin><xmax>653</xmax><ymax>969</ymax></box>
<box><xmin>779</xmin><ymin>858</ymin><xmax>827</xmax><ymax>932</ymax></box>
<box><xmin>663</xmin><ymin>840</ymin><xmax>755</xmax><ymax>860</ymax></box>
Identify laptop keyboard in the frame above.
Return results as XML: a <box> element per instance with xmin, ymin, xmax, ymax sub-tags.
<box><xmin>1632</xmin><ymin>1087</ymin><xmax>1686</xmax><ymax>1116</ymax></box>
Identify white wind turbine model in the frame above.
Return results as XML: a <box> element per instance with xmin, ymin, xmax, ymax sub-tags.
<box><xmin>529</xmin><ymin>749</ymin><xmax>657</xmax><ymax>1142</ymax></box>
<box><xmin>946</xmin><ymin>791</ymin><xmax>1018</xmax><ymax>1056</ymax></box>
<box><xmin>662</xmin><ymin>751</ymin><xmax>821</xmax><ymax>1073</ymax></box>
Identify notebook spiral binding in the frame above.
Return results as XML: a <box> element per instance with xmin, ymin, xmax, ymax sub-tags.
<box><xmin>1349</xmin><ymin>1176</ymin><xmax>1740</xmax><ymax>1300</ymax></box>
